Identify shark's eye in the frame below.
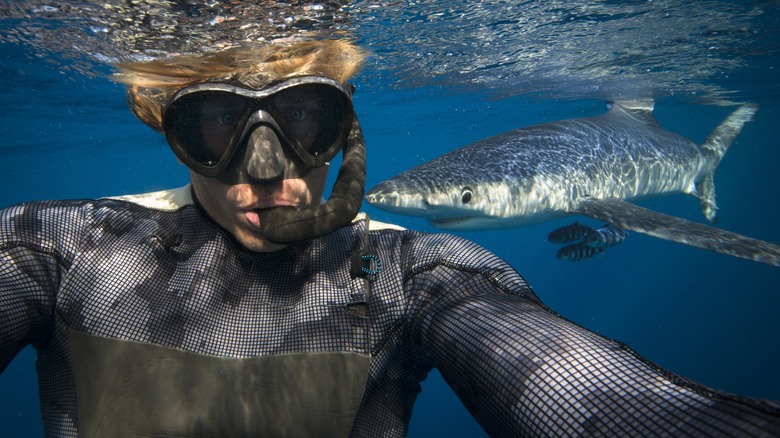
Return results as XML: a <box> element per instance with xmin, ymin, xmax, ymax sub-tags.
<box><xmin>461</xmin><ymin>186</ymin><xmax>473</xmax><ymax>204</ymax></box>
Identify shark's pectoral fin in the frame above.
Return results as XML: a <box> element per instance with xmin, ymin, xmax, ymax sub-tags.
<box><xmin>571</xmin><ymin>197</ymin><xmax>780</xmax><ymax>267</ymax></box>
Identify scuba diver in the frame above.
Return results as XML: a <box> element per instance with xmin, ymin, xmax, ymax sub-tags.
<box><xmin>0</xmin><ymin>39</ymin><xmax>778</xmax><ymax>437</ymax></box>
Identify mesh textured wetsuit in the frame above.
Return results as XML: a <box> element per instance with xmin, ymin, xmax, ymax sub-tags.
<box><xmin>1</xmin><ymin>186</ymin><xmax>779</xmax><ymax>437</ymax></box>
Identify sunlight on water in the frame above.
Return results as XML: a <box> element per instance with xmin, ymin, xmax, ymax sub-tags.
<box><xmin>1</xmin><ymin>0</ymin><xmax>778</xmax><ymax>101</ymax></box>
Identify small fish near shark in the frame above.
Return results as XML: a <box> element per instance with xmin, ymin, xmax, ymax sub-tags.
<box><xmin>549</xmin><ymin>222</ymin><xmax>628</xmax><ymax>261</ymax></box>
<box><xmin>365</xmin><ymin>101</ymin><xmax>780</xmax><ymax>267</ymax></box>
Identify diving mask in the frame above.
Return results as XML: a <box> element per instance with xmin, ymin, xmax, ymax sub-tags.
<box><xmin>162</xmin><ymin>76</ymin><xmax>354</xmax><ymax>176</ymax></box>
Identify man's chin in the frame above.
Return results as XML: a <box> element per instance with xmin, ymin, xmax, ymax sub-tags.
<box><xmin>234</xmin><ymin>228</ymin><xmax>288</xmax><ymax>253</ymax></box>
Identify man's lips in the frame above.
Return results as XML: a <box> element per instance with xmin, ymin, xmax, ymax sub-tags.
<box><xmin>241</xmin><ymin>200</ymin><xmax>300</xmax><ymax>228</ymax></box>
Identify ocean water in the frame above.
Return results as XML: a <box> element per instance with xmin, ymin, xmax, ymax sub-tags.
<box><xmin>1</xmin><ymin>1</ymin><xmax>779</xmax><ymax>436</ymax></box>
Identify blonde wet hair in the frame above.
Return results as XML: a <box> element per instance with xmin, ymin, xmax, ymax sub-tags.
<box><xmin>113</xmin><ymin>39</ymin><xmax>367</xmax><ymax>132</ymax></box>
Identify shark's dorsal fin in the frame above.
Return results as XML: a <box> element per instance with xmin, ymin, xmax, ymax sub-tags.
<box><xmin>607</xmin><ymin>100</ymin><xmax>660</xmax><ymax>127</ymax></box>
<box><xmin>572</xmin><ymin>197</ymin><xmax>780</xmax><ymax>267</ymax></box>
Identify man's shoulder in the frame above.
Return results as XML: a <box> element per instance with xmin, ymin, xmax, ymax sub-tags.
<box><xmin>360</xmin><ymin>214</ymin><xmax>478</xmax><ymax>254</ymax></box>
<box><xmin>103</xmin><ymin>185</ymin><xmax>194</xmax><ymax>211</ymax></box>
<box><xmin>356</xmin><ymin>213</ymin><xmax>407</xmax><ymax>233</ymax></box>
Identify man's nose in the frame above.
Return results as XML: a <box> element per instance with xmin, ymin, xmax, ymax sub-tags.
<box><xmin>242</xmin><ymin>125</ymin><xmax>288</xmax><ymax>183</ymax></box>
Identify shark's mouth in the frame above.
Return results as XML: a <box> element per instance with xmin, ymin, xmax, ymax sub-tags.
<box><xmin>428</xmin><ymin>216</ymin><xmax>481</xmax><ymax>227</ymax></box>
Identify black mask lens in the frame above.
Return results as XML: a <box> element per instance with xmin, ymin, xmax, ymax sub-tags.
<box><xmin>268</xmin><ymin>84</ymin><xmax>349</xmax><ymax>160</ymax></box>
<box><xmin>165</xmin><ymin>91</ymin><xmax>249</xmax><ymax>168</ymax></box>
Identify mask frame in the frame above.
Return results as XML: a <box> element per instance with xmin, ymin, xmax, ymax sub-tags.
<box><xmin>162</xmin><ymin>76</ymin><xmax>354</xmax><ymax>176</ymax></box>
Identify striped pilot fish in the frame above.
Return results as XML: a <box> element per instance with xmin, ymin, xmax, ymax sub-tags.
<box><xmin>556</xmin><ymin>243</ymin><xmax>606</xmax><ymax>261</ymax></box>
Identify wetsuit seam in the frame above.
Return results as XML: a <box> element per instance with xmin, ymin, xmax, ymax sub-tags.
<box><xmin>0</xmin><ymin>242</ymin><xmax>72</xmax><ymax>271</ymax></box>
<box><xmin>405</xmin><ymin>261</ymin><xmax>540</xmax><ymax>302</ymax></box>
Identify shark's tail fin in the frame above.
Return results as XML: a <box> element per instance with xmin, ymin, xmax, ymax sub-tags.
<box><xmin>697</xmin><ymin>103</ymin><xmax>759</xmax><ymax>223</ymax></box>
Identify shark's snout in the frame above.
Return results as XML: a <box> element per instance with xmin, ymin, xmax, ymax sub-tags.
<box><xmin>364</xmin><ymin>191</ymin><xmax>399</xmax><ymax>207</ymax></box>
<box><xmin>365</xmin><ymin>180</ymin><xmax>439</xmax><ymax>217</ymax></box>
<box><xmin>365</xmin><ymin>181</ymin><xmax>398</xmax><ymax>206</ymax></box>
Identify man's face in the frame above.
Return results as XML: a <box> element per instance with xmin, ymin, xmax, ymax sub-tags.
<box><xmin>189</xmin><ymin>92</ymin><xmax>330</xmax><ymax>252</ymax></box>
<box><xmin>190</xmin><ymin>164</ymin><xmax>329</xmax><ymax>253</ymax></box>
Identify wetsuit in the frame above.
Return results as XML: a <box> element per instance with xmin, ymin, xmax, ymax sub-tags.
<box><xmin>1</xmin><ymin>186</ymin><xmax>778</xmax><ymax>437</ymax></box>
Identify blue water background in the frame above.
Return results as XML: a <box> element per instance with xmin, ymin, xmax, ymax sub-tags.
<box><xmin>2</xmin><ymin>17</ymin><xmax>780</xmax><ymax>438</ymax></box>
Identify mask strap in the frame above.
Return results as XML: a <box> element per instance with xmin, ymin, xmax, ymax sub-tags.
<box><xmin>258</xmin><ymin>114</ymin><xmax>366</xmax><ymax>244</ymax></box>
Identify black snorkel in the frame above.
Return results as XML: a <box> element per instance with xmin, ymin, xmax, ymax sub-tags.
<box><xmin>257</xmin><ymin>114</ymin><xmax>366</xmax><ymax>244</ymax></box>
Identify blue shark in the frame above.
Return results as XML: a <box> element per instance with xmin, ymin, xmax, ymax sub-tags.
<box><xmin>365</xmin><ymin>102</ymin><xmax>780</xmax><ymax>266</ymax></box>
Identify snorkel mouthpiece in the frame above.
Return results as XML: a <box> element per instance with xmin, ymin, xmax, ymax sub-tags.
<box><xmin>258</xmin><ymin>115</ymin><xmax>366</xmax><ymax>243</ymax></box>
